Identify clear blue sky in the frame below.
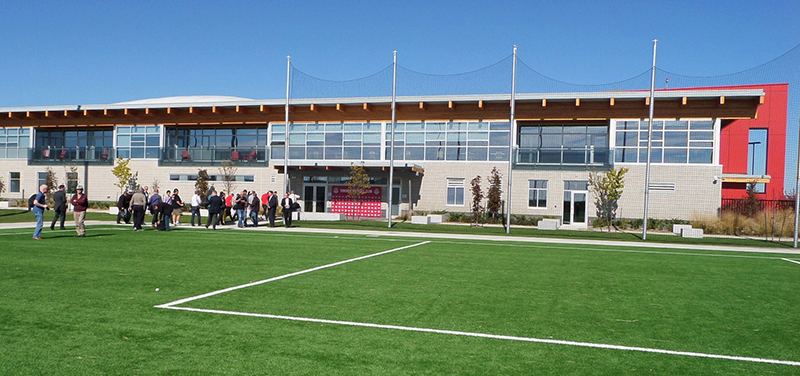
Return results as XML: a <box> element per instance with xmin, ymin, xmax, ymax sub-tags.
<box><xmin>2</xmin><ymin>0</ymin><xmax>799</xmax><ymax>106</ymax></box>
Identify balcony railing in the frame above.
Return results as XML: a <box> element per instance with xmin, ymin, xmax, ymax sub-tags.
<box><xmin>160</xmin><ymin>146</ymin><xmax>269</xmax><ymax>166</ymax></box>
<box><xmin>515</xmin><ymin>146</ymin><xmax>612</xmax><ymax>167</ymax></box>
<box><xmin>29</xmin><ymin>146</ymin><xmax>114</xmax><ymax>165</ymax></box>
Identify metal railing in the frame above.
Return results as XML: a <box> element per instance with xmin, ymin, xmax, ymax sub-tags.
<box><xmin>160</xmin><ymin>146</ymin><xmax>269</xmax><ymax>166</ymax></box>
<box><xmin>29</xmin><ymin>146</ymin><xmax>114</xmax><ymax>165</ymax></box>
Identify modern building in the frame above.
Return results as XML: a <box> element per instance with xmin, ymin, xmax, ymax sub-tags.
<box><xmin>0</xmin><ymin>83</ymin><xmax>787</xmax><ymax>226</ymax></box>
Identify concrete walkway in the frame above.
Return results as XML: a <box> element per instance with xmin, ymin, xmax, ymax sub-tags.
<box><xmin>3</xmin><ymin>219</ymin><xmax>800</xmax><ymax>256</ymax></box>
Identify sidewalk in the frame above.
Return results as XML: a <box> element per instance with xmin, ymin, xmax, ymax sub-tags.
<box><xmin>3</xmin><ymin>220</ymin><xmax>800</xmax><ymax>256</ymax></box>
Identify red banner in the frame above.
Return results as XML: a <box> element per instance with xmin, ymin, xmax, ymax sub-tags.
<box><xmin>330</xmin><ymin>185</ymin><xmax>382</xmax><ymax>217</ymax></box>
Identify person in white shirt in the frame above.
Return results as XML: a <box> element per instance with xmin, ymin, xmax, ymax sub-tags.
<box><xmin>190</xmin><ymin>190</ymin><xmax>202</xmax><ymax>226</ymax></box>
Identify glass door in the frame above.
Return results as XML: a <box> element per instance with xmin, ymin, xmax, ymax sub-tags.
<box><xmin>563</xmin><ymin>181</ymin><xmax>588</xmax><ymax>225</ymax></box>
<box><xmin>303</xmin><ymin>185</ymin><xmax>326</xmax><ymax>213</ymax></box>
<box><xmin>391</xmin><ymin>186</ymin><xmax>401</xmax><ymax>216</ymax></box>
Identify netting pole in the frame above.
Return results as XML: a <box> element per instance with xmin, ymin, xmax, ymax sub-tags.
<box><xmin>642</xmin><ymin>40</ymin><xmax>658</xmax><ymax>241</ymax></box>
<box><xmin>794</xmin><ymin>114</ymin><xmax>800</xmax><ymax>247</ymax></box>
<box><xmin>283</xmin><ymin>56</ymin><xmax>291</xmax><ymax>194</ymax></box>
<box><xmin>505</xmin><ymin>45</ymin><xmax>517</xmax><ymax>235</ymax></box>
<box><xmin>388</xmin><ymin>50</ymin><xmax>397</xmax><ymax>228</ymax></box>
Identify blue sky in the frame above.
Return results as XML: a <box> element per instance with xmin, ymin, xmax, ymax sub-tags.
<box><xmin>2</xmin><ymin>0</ymin><xmax>799</xmax><ymax>106</ymax></box>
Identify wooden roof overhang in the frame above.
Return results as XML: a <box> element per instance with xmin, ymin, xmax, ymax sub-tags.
<box><xmin>0</xmin><ymin>88</ymin><xmax>764</xmax><ymax>128</ymax></box>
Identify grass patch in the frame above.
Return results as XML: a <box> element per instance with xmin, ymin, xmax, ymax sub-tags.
<box><xmin>1</xmin><ymin>226</ymin><xmax>798</xmax><ymax>374</ymax></box>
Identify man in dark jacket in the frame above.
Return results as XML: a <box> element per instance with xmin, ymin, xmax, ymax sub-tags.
<box><xmin>205</xmin><ymin>190</ymin><xmax>223</xmax><ymax>230</ymax></box>
<box><xmin>117</xmin><ymin>191</ymin><xmax>131</xmax><ymax>224</ymax></box>
<box><xmin>50</xmin><ymin>184</ymin><xmax>67</xmax><ymax>230</ymax></box>
<box><xmin>280</xmin><ymin>192</ymin><xmax>295</xmax><ymax>227</ymax></box>
<box><xmin>267</xmin><ymin>191</ymin><xmax>278</xmax><ymax>227</ymax></box>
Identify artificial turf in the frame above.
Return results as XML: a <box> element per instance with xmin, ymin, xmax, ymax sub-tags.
<box><xmin>1</xmin><ymin>226</ymin><xmax>799</xmax><ymax>375</ymax></box>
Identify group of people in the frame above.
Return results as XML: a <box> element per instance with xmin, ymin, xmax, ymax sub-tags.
<box><xmin>202</xmin><ymin>189</ymin><xmax>298</xmax><ymax>229</ymax></box>
<box><xmin>31</xmin><ymin>183</ymin><xmax>88</xmax><ymax>239</ymax></box>
<box><xmin>29</xmin><ymin>184</ymin><xmax>299</xmax><ymax>239</ymax></box>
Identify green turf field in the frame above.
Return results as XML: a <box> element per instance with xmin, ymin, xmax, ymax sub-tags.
<box><xmin>1</xmin><ymin>226</ymin><xmax>798</xmax><ymax>375</ymax></box>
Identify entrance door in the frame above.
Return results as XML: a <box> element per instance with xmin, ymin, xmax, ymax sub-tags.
<box><xmin>303</xmin><ymin>185</ymin><xmax>326</xmax><ymax>213</ymax></box>
<box><xmin>562</xmin><ymin>181</ymin><xmax>588</xmax><ymax>225</ymax></box>
<box><xmin>391</xmin><ymin>186</ymin><xmax>401</xmax><ymax>216</ymax></box>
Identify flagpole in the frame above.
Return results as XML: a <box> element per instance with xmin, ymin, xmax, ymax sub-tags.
<box><xmin>505</xmin><ymin>45</ymin><xmax>517</xmax><ymax>234</ymax></box>
<box><xmin>642</xmin><ymin>40</ymin><xmax>658</xmax><ymax>241</ymax></box>
<box><xmin>284</xmin><ymin>55</ymin><xmax>291</xmax><ymax>193</ymax></box>
<box><xmin>388</xmin><ymin>50</ymin><xmax>397</xmax><ymax>228</ymax></box>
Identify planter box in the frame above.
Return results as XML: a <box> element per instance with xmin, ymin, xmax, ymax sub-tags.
<box><xmin>672</xmin><ymin>224</ymin><xmax>693</xmax><ymax>235</ymax></box>
<box><xmin>681</xmin><ymin>228</ymin><xmax>704</xmax><ymax>238</ymax></box>
<box><xmin>427</xmin><ymin>214</ymin><xmax>443</xmax><ymax>224</ymax></box>
<box><xmin>537</xmin><ymin>218</ymin><xmax>560</xmax><ymax>230</ymax></box>
<box><xmin>411</xmin><ymin>215</ymin><xmax>431</xmax><ymax>225</ymax></box>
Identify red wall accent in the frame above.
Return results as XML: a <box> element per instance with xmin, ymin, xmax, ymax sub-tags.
<box><xmin>718</xmin><ymin>83</ymin><xmax>788</xmax><ymax>200</ymax></box>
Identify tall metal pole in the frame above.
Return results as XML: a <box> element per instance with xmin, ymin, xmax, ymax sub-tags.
<box><xmin>642</xmin><ymin>40</ymin><xmax>658</xmax><ymax>241</ymax></box>
<box><xmin>284</xmin><ymin>55</ymin><xmax>291</xmax><ymax>193</ymax></box>
<box><xmin>505</xmin><ymin>45</ymin><xmax>517</xmax><ymax>234</ymax></box>
<box><xmin>794</xmin><ymin>115</ymin><xmax>800</xmax><ymax>247</ymax></box>
<box><xmin>388</xmin><ymin>50</ymin><xmax>397</xmax><ymax>228</ymax></box>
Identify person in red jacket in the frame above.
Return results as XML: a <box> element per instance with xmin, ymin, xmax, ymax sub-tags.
<box><xmin>70</xmin><ymin>185</ymin><xmax>89</xmax><ymax>237</ymax></box>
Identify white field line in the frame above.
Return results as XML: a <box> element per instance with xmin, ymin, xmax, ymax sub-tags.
<box><xmin>159</xmin><ymin>305</ymin><xmax>800</xmax><ymax>367</ymax></box>
<box><xmin>155</xmin><ymin>241</ymin><xmax>430</xmax><ymax>308</ymax></box>
<box><xmin>781</xmin><ymin>258</ymin><xmax>800</xmax><ymax>265</ymax></box>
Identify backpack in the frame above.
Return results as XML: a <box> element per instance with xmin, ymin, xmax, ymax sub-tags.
<box><xmin>28</xmin><ymin>194</ymin><xmax>36</xmax><ymax>210</ymax></box>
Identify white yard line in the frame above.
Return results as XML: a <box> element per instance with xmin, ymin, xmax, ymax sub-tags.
<box><xmin>155</xmin><ymin>241</ymin><xmax>430</xmax><ymax>308</ymax></box>
<box><xmin>159</xmin><ymin>305</ymin><xmax>800</xmax><ymax>367</ymax></box>
<box><xmin>781</xmin><ymin>258</ymin><xmax>800</xmax><ymax>265</ymax></box>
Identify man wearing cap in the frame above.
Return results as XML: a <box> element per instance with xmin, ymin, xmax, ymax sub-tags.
<box><xmin>70</xmin><ymin>185</ymin><xmax>88</xmax><ymax>237</ymax></box>
<box><xmin>50</xmin><ymin>184</ymin><xmax>67</xmax><ymax>230</ymax></box>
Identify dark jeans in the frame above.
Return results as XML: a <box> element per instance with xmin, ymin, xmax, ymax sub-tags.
<box><xmin>206</xmin><ymin>212</ymin><xmax>220</xmax><ymax>229</ymax></box>
<box><xmin>267</xmin><ymin>207</ymin><xmax>276</xmax><ymax>226</ymax></box>
<box><xmin>283</xmin><ymin>209</ymin><xmax>292</xmax><ymax>227</ymax></box>
<box><xmin>50</xmin><ymin>208</ymin><xmax>66</xmax><ymax>229</ymax></box>
<box><xmin>132</xmin><ymin>205</ymin><xmax>145</xmax><ymax>230</ymax></box>
<box><xmin>190</xmin><ymin>206</ymin><xmax>201</xmax><ymax>226</ymax></box>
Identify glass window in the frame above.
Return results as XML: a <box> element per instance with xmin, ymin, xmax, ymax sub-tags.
<box><xmin>10</xmin><ymin>172</ymin><xmax>20</xmax><ymax>192</ymax></box>
<box><xmin>528</xmin><ymin>180</ymin><xmax>547</xmax><ymax>208</ymax></box>
<box><xmin>446</xmin><ymin>178</ymin><xmax>465</xmax><ymax>206</ymax></box>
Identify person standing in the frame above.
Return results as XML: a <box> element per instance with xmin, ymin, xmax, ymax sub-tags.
<box><xmin>267</xmin><ymin>191</ymin><xmax>278</xmax><ymax>227</ymax></box>
<box><xmin>223</xmin><ymin>192</ymin><xmax>233</xmax><ymax>225</ymax></box>
<box><xmin>261</xmin><ymin>191</ymin><xmax>270</xmax><ymax>221</ymax></box>
<box><xmin>171</xmin><ymin>188</ymin><xmax>183</xmax><ymax>226</ymax></box>
<box><xmin>281</xmin><ymin>192</ymin><xmax>294</xmax><ymax>228</ymax></box>
<box><xmin>116</xmin><ymin>191</ymin><xmax>131</xmax><ymax>224</ymax></box>
<box><xmin>148</xmin><ymin>188</ymin><xmax>162</xmax><ymax>228</ymax></box>
<box><xmin>190</xmin><ymin>190</ymin><xmax>202</xmax><ymax>226</ymax></box>
<box><xmin>50</xmin><ymin>184</ymin><xmax>67</xmax><ymax>230</ymax></box>
<box><xmin>31</xmin><ymin>184</ymin><xmax>49</xmax><ymax>240</ymax></box>
<box><xmin>129</xmin><ymin>188</ymin><xmax>147</xmax><ymax>231</ymax></box>
<box><xmin>248</xmin><ymin>191</ymin><xmax>260</xmax><ymax>227</ymax></box>
<box><xmin>205</xmin><ymin>190</ymin><xmax>223</xmax><ymax>230</ymax></box>
<box><xmin>234</xmin><ymin>189</ymin><xmax>248</xmax><ymax>227</ymax></box>
<box><xmin>70</xmin><ymin>185</ymin><xmax>88</xmax><ymax>237</ymax></box>
<box><xmin>161</xmin><ymin>190</ymin><xmax>173</xmax><ymax>231</ymax></box>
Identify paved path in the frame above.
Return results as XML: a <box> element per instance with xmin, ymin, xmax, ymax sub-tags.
<box><xmin>3</xmin><ymin>220</ymin><xmax>800</xmax><ymax>256</ymax></box>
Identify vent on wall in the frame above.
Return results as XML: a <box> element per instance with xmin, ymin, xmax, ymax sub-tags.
<box><xmin>648</xmin><ymin>182</ymin><xmax>676</xmax><ymax>193</ymax></box>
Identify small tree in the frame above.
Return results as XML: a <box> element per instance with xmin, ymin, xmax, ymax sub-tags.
<box><xmin>346</xmin><ymin>162</ymin><xmax>371</xmax><ymax>221</ymax></box>
<box><xmin>219</xmin><ymin>160</ymin><xmax>238</xmax><ymax>197</ymax></box>
<box><xmin>44</xmin><ymin>167</ymin><xmax>59</xmax><ymax>207</ymax></box>
<box><xmin>588</xmin><ymin>167</ymin><xmax>628</xmax><ymax>232</ymax></box>
<box><xmin>195</xmin><ymin>169</ymin><xmax>211</xmax><ymax>205</ymax></box>
<box><xmin>112</xmin><ymin>157</ymin><xmax>133</xmax><ymax>195</ymax></box>
<box><xmin>151</xmin><ymin>178</ymin><xmax>160</xmax><ymax>193</ymax></box>
<box><xmin>0</xmin><ymin>175</ymin><xmax>5</xmax><ymax>199</ymax></box>
<box><xmin>744</xmin><ymin>182</ymin><xmax>760</xmax><ymax>217</ymax></box>
<box><xmin>470</xmin><ymin>175</ymin><xmax>485</xmax><ymax>226</ymax></box>
<box><xmin>486</xmin><ymin>167</ymin><xmax>502</xmax><ymax>218</ymax></box>
<box><xmin>125</xmin><ymin>171</ymin><xmax>141</xmax><ymax>193</ymax></box>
